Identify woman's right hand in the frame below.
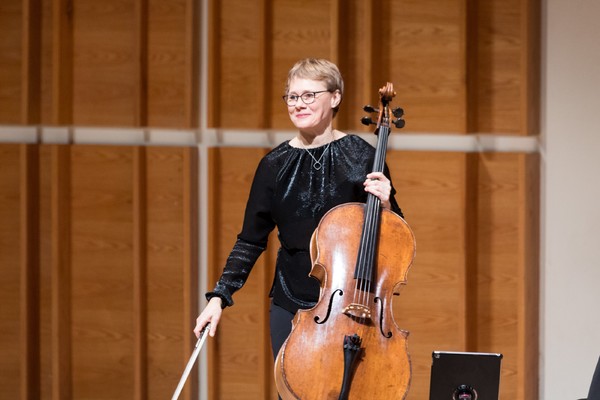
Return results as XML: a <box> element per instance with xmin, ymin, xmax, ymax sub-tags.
<box><xmin>194</xmin><ymin>297</ymin><xmax>223</xmax><ymax>338</ymax></box>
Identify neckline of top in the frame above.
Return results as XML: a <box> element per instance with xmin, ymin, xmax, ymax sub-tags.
<box><xmin>286</xmin><ymin>134</ymin><xmax>351</xmax><ymax>151</ymax></box>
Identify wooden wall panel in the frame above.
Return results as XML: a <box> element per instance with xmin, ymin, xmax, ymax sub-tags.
<box><xmin>473</xmin><ymin>0</ymin><xmax>539</xmax><ymax>135</ymax></box>
<box><xmin>20</xmin><ymin>144</ymin><xmax>41</xmax><ymax>399</ymax></box>
<box><xmin>38</xmin><ymin>145</ymin><xmax>53</xmax><ymax>400</ymax></box>
<box><xmin>0</xmin><ymin>0</ymin><xmax>541</xmax><ymax>398</ymax></box>
<box><xmin>0</xmin><ymin>0</ymin><xmax>198</xmax><ymax>127</ymax></box>
<box><xmin>1</xmin><ymin>0</ymin><xmax>538</xmax><ymax>133</ymax></box>
<box><xmin>72</xmin><ymin>1</ymin><xmax>138</xmax><ymax>126</ymax></box>
<box><xmin>383</xmin><ymin>0</ymin><xmax>467</xmax><ymax>132</ymax></box>
<box><xmin>0</xmin><ymin>144</ymin><xmax>23</xmax><ymax>398</ymax></box>
<box><xmin>333</xmin><ymin>1</ymin><xmax>378</xmax><ymax>132</ymax></box>
<box><xmin>0</xmin><ymin>0</ymin><xmax>23</xmax><ymax>123</ymax></box>
<box><xmin>147</xmin><ymin>0</ymin><xmax>198</xmax><ymax>128</ymax></box>
<box><xmin>0</xmin><ymin>143</ymin><xmax>198</xmax><ymax>399</ymax></box>
<box><xmin>388</xmin><ymin>151</ymin><xmax>474</xmax><ymax>399</ymax></box>
<box><xmin>268</xmin><ymin>1</ymin><xmax>334</xmax><ymax>128</ymax></box>
<box><xmin>22</xmin><ymin>0</ymin><xmax>42</xmax><ymax>124</ymax></box>
<box><xmin>50</xmin><ymin>145</ymin><xmax>73</xmax><ymax>399</ymax></box>
<box><xmin>40</xmin><ymin>0</ymin><xmax>54</xmax><ymax>123</ymax></box>
<box><xmin>41</xmin><ymin>0</ymin><xmax>74</xmax><ymax>125</ymax></box>
<box><xmin>475</xmin><ymin>152</ymin><xmax>539</xmax><ymax>399</ymax></box>
<box><xmin>69</xmin><ymin>146</ymin><xmax>136</xmax><ymax>398</ymax></box>
<box><xmin>146</xmin><ymin>146</ymin><xmax>198</xmax><ymax>399</ymax></box>
<box><xmin>207</xmin><ymin>147</ymin><xmax>276</xmax><ymax>399</ymax></box>
<box><xmin>0</xmin><ymin>144</ymin><xmax>44</xmax><ymax>399</ymax></box>
<box><xmin>207</xmin><ymin>0</ymin><xmax>539</xmax><ymax>135</ymax></box>
<box><xmin>37</xmin><ymin>145</ymin><xmax>74</xmax><ymax>400</ymax></box>
<box><xmin>209</xmin><ymin>0</ymin><xmax>270</xmax><ymax>128</ymax></box>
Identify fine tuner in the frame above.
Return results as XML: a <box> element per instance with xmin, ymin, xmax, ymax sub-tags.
<box><xmin>361</xmin><ymin>105</ymin><xmax>405</xmax><ymax>129</ymax></box>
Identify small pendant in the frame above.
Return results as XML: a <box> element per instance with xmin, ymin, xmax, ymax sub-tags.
<box><xmin>312</xmin><ymin>161</ymin><xmax>323</xmax><ymax>170</ymax></box>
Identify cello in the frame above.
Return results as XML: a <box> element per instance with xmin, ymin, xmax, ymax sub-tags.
<box><xmin>274</xmin><ymin>83</ymin><xmax>416</xmax><ymax>400</ymax></box>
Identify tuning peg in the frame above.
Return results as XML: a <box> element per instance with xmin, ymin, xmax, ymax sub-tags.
<box><xmin>392</xmin><ymin>107</ymin><xmax>404</xmax><ymax>118</ymax></box>
<box><xmin>361</xmin><ymin>116</ymin><xmax>376</xmax><ymax>126</ymax></box>
<box><xmin>393</xmin><ymin>119</ymin><xmax>405</xmax><ymax>129</ymax></box>
<box><xmin>363</xmin><ymin>105</ymin><xmax>378</xmax><ymax>113</ymax></box>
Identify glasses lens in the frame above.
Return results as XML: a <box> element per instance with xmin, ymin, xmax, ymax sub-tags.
<box><xmin>301</xmin><ymin>93</ymin><xmax>316</xmax><ymax>104</ymax></box>
<box><xmin>284</xmin><ymin>95</ymin><xmax>298</xmax><ymax>106</ymax></box>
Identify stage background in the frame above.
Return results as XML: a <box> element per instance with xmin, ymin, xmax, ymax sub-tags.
<box><xmin>0</xmin><ymin>0</ymin><xmax>598</xmax><ymax>399</ymax></box>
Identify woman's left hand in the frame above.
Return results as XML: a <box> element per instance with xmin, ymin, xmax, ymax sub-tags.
<box><xmin>364</xmin><ymin>172</ymin><xmax>392</xmax><ymax>209</ymax></box>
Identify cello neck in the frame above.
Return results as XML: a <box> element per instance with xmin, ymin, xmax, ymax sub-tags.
<box><xmin>353</xmin><ymin>86</ymin><xmax>394</xmax><ymax>288</ymax></box>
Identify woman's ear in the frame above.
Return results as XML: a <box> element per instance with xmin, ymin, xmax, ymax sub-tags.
<box><xmin>331</xmin><ymin>90</ymin><xmax>342</xmax><ymax>109</ymax></box>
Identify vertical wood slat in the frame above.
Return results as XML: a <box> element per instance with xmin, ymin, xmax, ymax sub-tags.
<box><xmin>474</xmin><ymin>153</ymin><xmax>539</xmax><ymax>398</ymax></box>
<box><xmin>363</xmin><ymin>0</ymin><xmax>374</xmax><ymax>116</ymax></box>
<box><xmin>182</xmin><ymin>148</ymin><xmax>199</xmax><ymax>400</ymax></box>
<box><xmin>389</xmin><ymin>151</ymin><xmax>476</xmax><ymax>399</ymax></box>
<box><xmin>329</xmin><ymin>0</ymin><xmax>340</xmax><ymax>65</ymax></box>
<box><xmin>70</xmin><ymin>146</ymin><xmax>135</xmax><ymax>399</ymax></box>
<box><xmin>370</xmin><ymin>0</ymin><xmax>387</xmax><ymax>95</ymax></box>
<box><xmin>517</xmin><ymin>153</ymin><xmax>539</xmax><ymax>399</ymax></box>
<box><xmin>207</xmin><ymin>0</ymin><xmax>221</xmax><ymax>128</ymax></box>
<box><xmin>464</xmin><ymin>153</ymin><xmax>480</xmax><ymax>351</ymax></box>
<box><xmin>0</xmin><ymin>145</ymin><xmax>21</xmax><ymax>397</ymax></box>
<box><xmin>258</xmin><ymin>0</ymin><xmax>272</xmax><ymax>129</ymax></box>
<box><xmin>265</xmin><ymin>230</ymin><xmax>280</xmax><ymax>400</ymax></box>
<box><xmin>460</xmin><ymin>0</ymin><xmax>474</xmax><ymax>134</ymax></box>
<box><xmin>0</xmin><ymin>1</ymin><xmax>22</xmax><ymax>123</ymax></box>
<box><xmin>185</xmin><ymin>0</ymin><xmax>200</xmax><ymax>128</ymax></box>
<box><xmin>473</xmin><ymin>0</ymin><xmax>527</xmax><ymax>134</ymax></box>
<box><xmin>21</xmin><ymin>0</ymin><xmax>41</xmax><ymax>124</ymax></box>
<box><xmin>135</xmin><ymin>0</ymin><xmax>148</xmax><ymax>126</ymax></box>
<box><xmin>465</xmin><ymin>0</ymin><xmax>478</xmax><ymax>133</ymax></box>
<box><xmin>133</xmin><ymin>147</ymin><xmax>148</xmax><ymax>400</ymax></box>
<box><xmin>207</xmin><ymin>147</ymin><xmax>272</xmax><ymax>399</ymax></box>
<box><xmin>72</xmin><ymin>1</ymin><xmax>137</xmax><ymax>126</ymax></box>
<box><xmin>20</xmin><ymin>144</ymin><xmax>40</xmax><ymax>400</ymax></box>
<box><xmin>51</xmin><ymin>0</ymin><xmax>73</xmax><ymax>125</ymax></box>
<box><xmin>141</xmin><ymin>146</ymin><xmax>200</xmax><ymax>399</ymax></box>
<box><xmin>521</xmin><ymin>0</ymin><xmax>540</xmax><ymax>135</ymax></box>
<box><xmin>206</xmin><ymin>148</ymin><xmax>220</xmax><ymax>400</ymax></box>
<box><xmin>38</xmin><ymin>145</ymin><xmax>52</xmax><ymax>400</ymax></box>
<box><xmin>50</xmin><ymin>145</ymin><xmax>72</xmax><ymax>400</ymax></box>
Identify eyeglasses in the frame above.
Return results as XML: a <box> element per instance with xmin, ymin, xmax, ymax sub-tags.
<box><xmin>282</xmin><ymin>90</ymin><xmax>331</xmax><ymax>106</ymax></box>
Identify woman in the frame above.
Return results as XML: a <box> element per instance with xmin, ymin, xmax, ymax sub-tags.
<box><xmin>193</xmin><ymin>58</ymin><xmax>403</xmax><ymax>361</ymax></box>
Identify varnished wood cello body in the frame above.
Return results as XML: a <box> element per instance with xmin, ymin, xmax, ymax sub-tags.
<box><xmin>274</xmin><ymin>84</ymin><xmax>416</xmax><ymax>400</ymax></box>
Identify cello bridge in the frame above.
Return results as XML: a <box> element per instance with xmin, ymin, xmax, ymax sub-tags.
<box><xmin>343</xmin><ymin>303</ymin><xmax>372</xmax><ymax>321</ymax></box>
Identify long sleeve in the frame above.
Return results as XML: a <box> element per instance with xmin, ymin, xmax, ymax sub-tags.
<box><xmin>206</xmin><ymin>158</ymin><xmax>276</xmax><ymax>307</ymax></box>
<box><xmin>205</xmin><ymin>238</ymin><xmax>268</xmax><ymax>307</ymax></box>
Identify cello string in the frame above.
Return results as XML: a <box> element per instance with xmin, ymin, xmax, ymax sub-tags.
<box><xmin>354</xmin><ymin>201</ymin><xmax>370</xmax><ymax>304</ymax></box>
<box><xmin>360</xmin><ymin>195</ymin><xmax>378</xmax><ymax>309</ymax></box>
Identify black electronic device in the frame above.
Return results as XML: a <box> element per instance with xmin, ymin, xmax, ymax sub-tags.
<box><xmin>429</xmin><ymin>351</ymin><xmax>503</xmax><ymax>400</ymax></box>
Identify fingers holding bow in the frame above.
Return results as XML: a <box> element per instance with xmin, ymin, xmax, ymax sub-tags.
<box><xmin>364</xmin><ymin>172</ymin><xmax>392</xmax><ymax>209</ymax></box>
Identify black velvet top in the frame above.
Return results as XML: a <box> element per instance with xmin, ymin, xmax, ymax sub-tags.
<box><xmin>206</xmin><ymin>134</ymin><xmax>403</xmax><ymax>314</ymax></box>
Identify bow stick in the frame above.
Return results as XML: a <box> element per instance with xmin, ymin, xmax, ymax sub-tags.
<box><xmin>171</xmin><ymin>324</ymin><xmax>211</xmax><ymax>400</ymax></box>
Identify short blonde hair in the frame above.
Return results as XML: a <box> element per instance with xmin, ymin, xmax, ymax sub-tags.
<box><xmin>285</xmin><ymin>58</ymin><xmax>344</xmax><ymax>115</ymax></box>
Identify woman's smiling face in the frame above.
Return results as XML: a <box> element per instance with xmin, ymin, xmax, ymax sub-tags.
<box><xmin>286</xmin><ymin>78</ymin><xmax>341</xmax><ymax>135</ymax></box>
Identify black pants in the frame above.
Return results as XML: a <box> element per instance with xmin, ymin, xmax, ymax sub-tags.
<box><xmin>269</xmin><ymin>301</ymin><xmax>294</xmax><ymax>360</ymax></box>
<box><xmin>269</xmin><ymin>301</ymin><xmax>295</xmax><ymax>400</ymax></box>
